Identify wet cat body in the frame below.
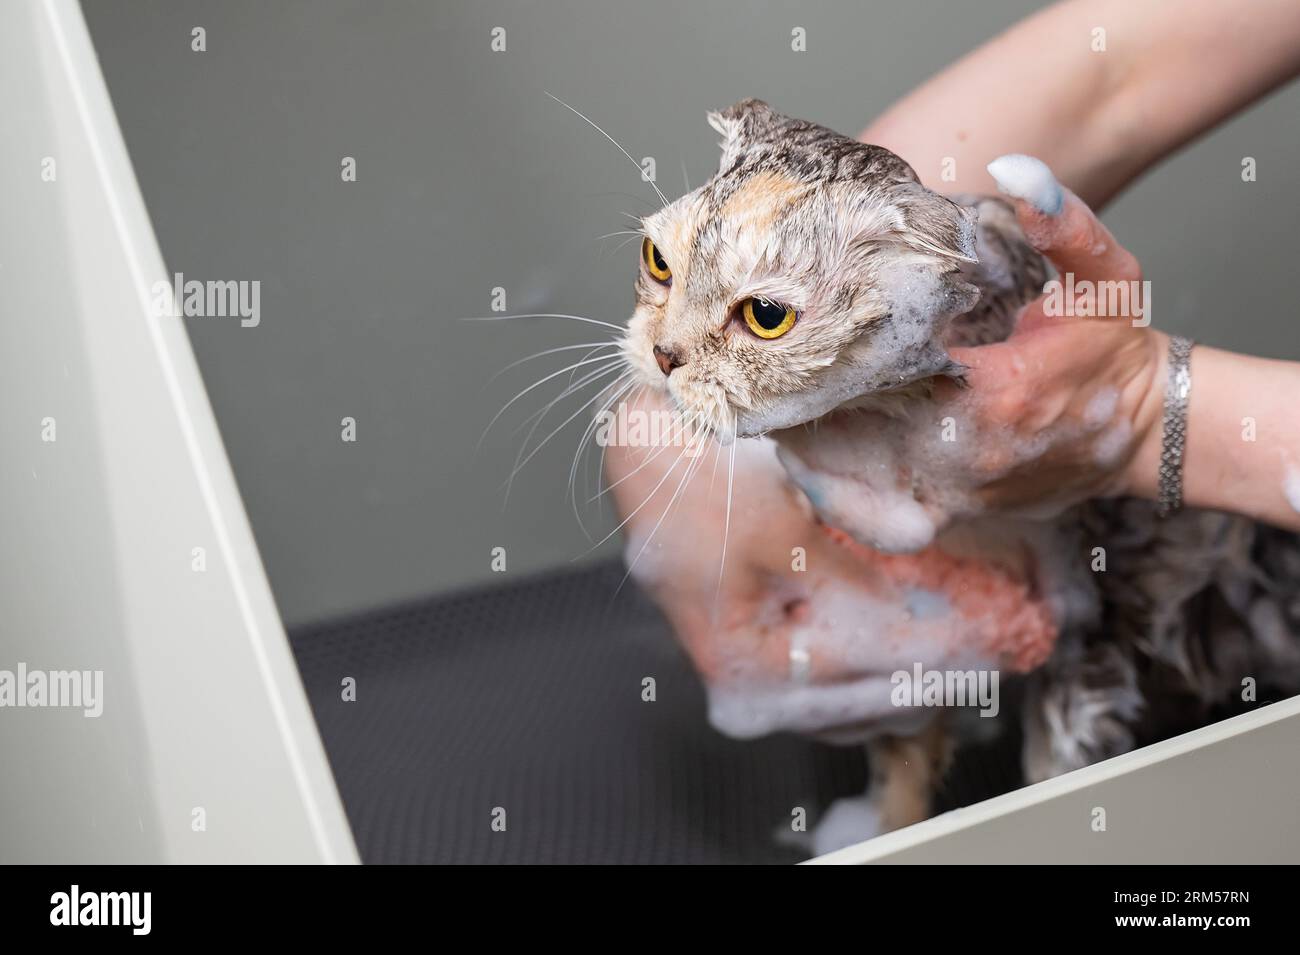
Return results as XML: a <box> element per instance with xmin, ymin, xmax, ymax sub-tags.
<box><xmin>620</xmin><ymin>98</ymin><xmax>1300</xmax><ymax>848</ymax></box>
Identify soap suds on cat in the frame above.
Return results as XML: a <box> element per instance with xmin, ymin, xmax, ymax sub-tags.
<box><xmin>809</xmin><ymin>794</ymin><xmax>883</xmax><ymax>856</ymax></box>
<box><xmin>777</xmin><ymin>444</ymin><xmax>940</xmax><ymax>554</ymax></box>
<box><xmin>1284</xmin><ymin>466</ymin><xmax>1300</xmax><ymax>514</ymax></box>
<box><xmin>771</xmin><ymin>379</ymin><xmax>1134</xmax><ymax>556</ymax></box>
<box><xmin>734</xmin><ymin>262</ymin><xmax>977</xmax><ymax>437</ymax></box>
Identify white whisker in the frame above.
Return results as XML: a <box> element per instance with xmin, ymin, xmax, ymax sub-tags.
<box><xmin>580</xmin><ymin>409</ymin><xmax>702</xmax><ymax>553</ymax></box>
<box><xmin>588</xmin><ymin>406</ymin><xmax>698</xmax><ymax>503</ymax></box>
<box><xmin>592</xmin><ymin>383</ymin><xmax>647</xmax><ymax>516</ymax></box>
<box><xmin>706</xmin><ymin>408</ymin><xmax>724</xmax><ymax>496</ymax></box>
<box><xmin>490</xmin><ymin>341</ymin><xmax>620</xmax><ymax>382</ymax></box>
<box><xmin>568</xmin><ymin>377</ymin><xmax>636</xmax><ymax>540</ymax></box>
<box><xmin>544</xmin><ymin>91</ymin><xmax>670</xmax><ymax>208</ymax></box>
<box><xmin>462</xmin><ymin>313</ymin><xmax>627</xmax><ymax>333</ymax></box>
<box><xmin>715</xmin><ymin>424</ymin><xmax>737</xmax><ymax>615</ymax></box>
<box><xmin>511</xmin><ymin>359</ymin><xmax>625</xmax><ymax>438</ymax></box>
<box><xmin>503</xmin><ymin>366</ymin><xmax>634</xmax><ymax>502</ymax></box>
<box><xmin>616</xmin><ymin>429</ymin><xmax>710</xmax><ymax>596</ymax></box>
<box><xmin>503</xmin><ymin>363</ymin><xmax>625</xmax><ymax>511</ymax></box>
<box><xmin>478</xmin><ymin>353</ymin><xmax>623</xmax><ymax>453</ymax></box>
<box><xmin>603</xmin><ymin>234</ymin><xmax>645</xmax><ymax>260</ymax></box>
<box><xmin>565</xmin><ymin>341</ymin><xmax>624</xmax><ymax>390</ymax></box>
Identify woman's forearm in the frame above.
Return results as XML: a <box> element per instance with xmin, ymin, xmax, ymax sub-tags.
<box><xmin>859</xmin><ymin>0</ymin><xmax>1300</xmax><ymax>532</ymax></box>
<box><xmin>861</xmin><ymin>0</ymin><xmax>1300</xmax><ymax>209</ymax></box>
<box><xmin>1126</xmin><ymin>345</ymin><xmax>1300</xmax><ymax>533</ymax></box>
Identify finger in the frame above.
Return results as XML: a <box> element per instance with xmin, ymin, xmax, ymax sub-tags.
<box><xmin>944</xmin><ymin>299</ymin><xmax>1057</xmax><ymax>392</ymax></box>
<box><xmin>948</xmin><ymin>339</ymin><xmax>1024</xmax><ymax>382</ymax></box>
<box><xmin>948</xmin><ymin>316</ymin><xmax>1110</xmax><ymax>404</ymax></box>
<box><xmin>986</xmin><ymin>154</ymin><xmax>1141</xmax><ymax>284</ymax></box>
<box><xmin>948</xmin><ymin>302</ymin><xmax>1064</xmax><ymax>377</ymax></box>
<box><xmin>1010</xmin><ymin>299</ymin><xmax>1055</xmax><ymax>336</ymax></box>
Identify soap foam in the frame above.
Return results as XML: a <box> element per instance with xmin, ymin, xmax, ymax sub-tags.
<box><xmin>700</xmin><ymin>521</ymin><xmax>1062</xmax><ymax>743</ymax></box>
<box><xmin>776</xmin><ymin>441</ymin><xmax>939</xmax><ymax>554</ymax></box>
<box><xmin>771</xmin><ymin>375</ymin><xmax>1137</xmax><ymax>556</ymax></box>
<box><xmin>1285</xmin><ymin>466</ymin><xmax>1300</xmax><ymax>514</ymax></box>
<box><xmin>772</xmin><ymin>404</ymin><xmax>982</xmax><ymax>554</ymax></box>
<box><xmin>809</xmin><ymin>793</ymin><xmax>883</xmax><ymax>856</ymax></box>
<box><xmin>1082</xmin><ymin>387</ymin><xmax>1120</xmax><ymax>429</ymax></box>
<box><xmin>986</xmin><ymin>154</ymin><xmax>1063</xmax><ymax>216</ymax></box>
<box><xmin>735</xmin><ymin>262</ymin><xmax>975</xmax><ymax>437</ymax></box>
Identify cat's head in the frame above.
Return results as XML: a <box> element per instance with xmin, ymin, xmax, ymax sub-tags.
<box><xmin>624</xmin><ymin>99</ymin><xmax>980</xmax><ymax>440</ymax></box>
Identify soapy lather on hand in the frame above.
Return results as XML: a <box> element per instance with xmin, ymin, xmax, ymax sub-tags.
<box><xmin>773</xmin><ymin>156</ymin><xmax>1166</xmax><ymax>556</ymax></box>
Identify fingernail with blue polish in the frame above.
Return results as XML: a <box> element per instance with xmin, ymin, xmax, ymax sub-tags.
<box><xmin>986</xmin><ymin>154</ymin><xmax>1063</xmax><ymax>216</ymax></box>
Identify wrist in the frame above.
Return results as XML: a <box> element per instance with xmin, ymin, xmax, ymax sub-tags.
<box><xmin>1173</xmin><ymin>345</ymin><xmax>1290</xmax><ymax>526</ymax></box>
<box><xmin>1119</xmin><ymin>329</ymin><xmax>1170</xmax><ymax>501</ymax></box>
<box><xmin>1121</xmin><ymin>341</ymin><xmax>1300</xmax><ymax>530</ymax></box>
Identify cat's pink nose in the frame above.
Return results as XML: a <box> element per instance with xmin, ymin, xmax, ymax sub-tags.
<box><xmin>653</xmin><ymin>344</ymin><xmax>685</xmax><ymax>376</ymax></box>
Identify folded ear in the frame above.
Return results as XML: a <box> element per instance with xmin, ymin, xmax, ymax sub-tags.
<box><xmin>895</xmin><ymin>186</ymin><xmax>979</xmax><ymax>264</ymax></box>
<box><xmin>706</xmin><ymin>98</ymin><xmax>780</xmax><ymax>173</ymax></box>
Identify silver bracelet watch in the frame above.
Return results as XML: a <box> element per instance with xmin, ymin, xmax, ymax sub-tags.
<box><xmin>1156</xmin><ymin>336</ymin><xmax>1195</xmax><ymax>518</ymax></box>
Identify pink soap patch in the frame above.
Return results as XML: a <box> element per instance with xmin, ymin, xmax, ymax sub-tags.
<box><xmin>817</xmin><ymin>522</ymin><xmax>1058</xmax><ymax>672</ymax></box>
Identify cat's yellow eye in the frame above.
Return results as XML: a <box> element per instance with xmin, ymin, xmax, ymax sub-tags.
<box><xmin>642</xmin><ymin>238</ymin><xmax>672</xmax><ymax>284</ymax></box>
<box><xmin>741</xmin><ymin>297</ymin><xmax>797</xmax><ymax>339</ymax></box>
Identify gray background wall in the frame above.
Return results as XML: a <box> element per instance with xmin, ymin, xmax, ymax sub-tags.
<box><xmin>82</xmin><ymin>0</ymin><xmax>1300</xmax><ymax>628</ymax></box>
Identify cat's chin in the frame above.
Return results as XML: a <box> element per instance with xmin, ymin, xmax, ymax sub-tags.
<box><xmin>733</xmin><ymin>357</ymin><xmax>957</xmax><ymax>441</ymax></box>
<box><xmin>733</xmin><ymin>395</ymin><xmax>853</xmax><ymax>440</ymax></box>
<box><xmin>735</xmin><ymin>384</ymin><xmax>933</xmax><ymax>441</ymax></box>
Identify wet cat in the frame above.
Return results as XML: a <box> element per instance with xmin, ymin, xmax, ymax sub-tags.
<box><xmin>615</xmin><ymin>99</ymin><xmax>1300</xmax><ymax>852</ymax></box>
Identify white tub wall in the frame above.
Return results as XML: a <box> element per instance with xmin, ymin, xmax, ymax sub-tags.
<box><xmin>813</xmin><ymin>700</ymin><xmax>1300</xmax><ymax>864</ymax></box>
<box><xmin>0</xmin><ymin>0</ymin><xmax>356</xmax><ymax>863</ymax></box>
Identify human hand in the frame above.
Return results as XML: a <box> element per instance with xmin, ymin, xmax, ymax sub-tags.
<box><xmin>604</xmin><ymin>390</ymin><xmax>1058</xmax><ymax>743</ymax></box>
<box><xmin>774</xmin><ymin>156</ymin><xmax>1167</xmax><ymax>553</ymax></box>
<box><xmin>944</xmin><ymin>155</ymin><xmax>1167</xmax><ymax>513</ymax></box>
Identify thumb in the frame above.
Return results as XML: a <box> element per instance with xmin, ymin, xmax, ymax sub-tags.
<box><xmin>986</xmin><ymin>154</ymin><xmax>1141</xmax><ymax>285</ymax></box>
<box><xmin>946</xmin><ymin>301</ymin><xmax>1068</xmax><ymax>392</ymax></box>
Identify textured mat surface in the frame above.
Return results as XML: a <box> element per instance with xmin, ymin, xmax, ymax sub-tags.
<box><xmin>289</xmin><ymin>561</ymin><xmax>1021</xmax><ymax>864</ymax></box>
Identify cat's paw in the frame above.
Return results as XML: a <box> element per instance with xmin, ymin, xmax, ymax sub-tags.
<box><xmin>774</xmin><ymin>438</ymin><xmax>940</xmax><ymax>555</ymax></box>
<box><xmin>810</xmin><ymin>795</ymin><xmax>886</xmax><ymax>856</ymax></box>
